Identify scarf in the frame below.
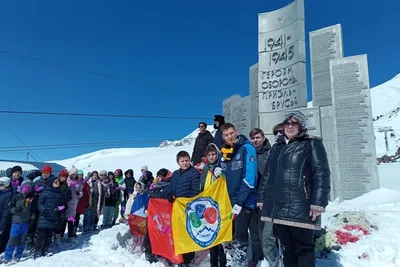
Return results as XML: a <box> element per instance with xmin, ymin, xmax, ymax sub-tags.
<box><xmin>221</xmin><ymin>138</ymin><xmax>239</xmax><ymax>161</ymax></box>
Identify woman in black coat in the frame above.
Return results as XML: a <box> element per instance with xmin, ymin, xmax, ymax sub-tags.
<box><xmin>259</xmin><ymin>110</ymin><xmax>331</xmax><ymax>267</ymax></box>
<box><xmin>34</xmin><ymin>177</ymin><xmax>67</xmax><ymax>258</ymax></box>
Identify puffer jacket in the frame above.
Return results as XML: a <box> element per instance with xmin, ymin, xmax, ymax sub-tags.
<box><xmin>9</xmin><ymin>192</ymin><xmax>37</xmax><ymax>223</ymax></box>
<box><xmin>0</xmin><ymin>187</ymin><xmax>13</xmax><ymax>232</ymax></box>
<box><xmin>170</xmin><ymin>166</ymin><xmax>200</xmax><ymax>198</ymax></box>
<box><xmin>37</xmin><ymin>185</ymin><xmax>67</xmax><ymax>230</ymax></box>
<box><xmin>260</xmin><ymin>132</ymin><xmax>331</xmax><ymax>230</ymax></box>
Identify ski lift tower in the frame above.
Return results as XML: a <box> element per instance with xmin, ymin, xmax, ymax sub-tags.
<box><xmin>378</xmin><ymin>126</ymin><xmax>394</xmax><ymax>152</ymax></box>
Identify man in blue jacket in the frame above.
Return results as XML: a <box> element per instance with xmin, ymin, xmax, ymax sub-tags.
<box><xmin>219</xmin><ymin>123</ymin><xmax>258</xmax><ymax>267</ymax></box>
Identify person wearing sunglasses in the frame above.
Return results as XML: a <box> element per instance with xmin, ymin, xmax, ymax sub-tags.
<box><xmin>272</xmin><ymin>123</ymin><xmax>284</xmax><ymax>141</ymax></box>
<box><xmin>191</xmin><ymin>122</ymin><xmax>214</xmax><ymax>165</ymax></box>
<box><xmin>259</xmin><ymin>110</ymin><xmax>331</xmax><ymax>267</ymax></box>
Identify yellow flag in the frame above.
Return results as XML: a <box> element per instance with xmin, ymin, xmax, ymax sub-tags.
<box><xmin>172</xmin><ymin>177</ymin><xmax>232</xmax><ymax>254</ymax></box>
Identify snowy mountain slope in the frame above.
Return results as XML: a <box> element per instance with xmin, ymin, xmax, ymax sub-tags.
<box><xmin>159</xmin><ymin>125</ymin><xmax>216</xmax><ymax>148</ymax></box>
<box><xmin>370</xmin><ymin>74</ymin><xmax>400</xmax><ymax>155</ymax></box>
<box><xmin>53</xmin><ymin>145</ymin><xmax>194</xmax><ymax>176</ymax></box>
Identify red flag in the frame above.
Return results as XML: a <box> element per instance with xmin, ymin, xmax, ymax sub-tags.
<box><xmin>128</xmin><ymin>214</ymin><xmax>147</xmax><ymax>237</ymax></box>
<box><xmin>147</xmin><ymin>199</ymin><xmax>183</xmax><ymax>264</ymax></box>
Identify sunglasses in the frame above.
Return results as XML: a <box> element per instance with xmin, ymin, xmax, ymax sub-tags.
<box><xmin>198</xmin><ymin>125</ymin><xmax>205</xmax><ymax>128</ymax></box>
<box><xmin>273</xmin><ymin>130</ymin><xmax>284</xmax><ymax>135</ymax></box>
<box><xmin>284</xmin><ymin>121</ymin><xmax>300</xmax><ymax>127</ymax></box>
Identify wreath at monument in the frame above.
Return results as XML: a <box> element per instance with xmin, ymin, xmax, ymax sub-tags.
<box><xmin>315</xmin><ymin>211</ymin><xmax>378</xmax><ymax>260</ymax></box>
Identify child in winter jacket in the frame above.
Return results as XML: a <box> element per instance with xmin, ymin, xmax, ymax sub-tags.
<box><xmin>125</xmin><ymin>182</ymin><xmax>149</xmax><ymax>219</ymax></box>
<box><xmin>27</xmin><ymin>166</ymin><xmax>54</xmax><ymax>250</ymax></box>
<box><xmin>113</xmin><ymin>169</ymin><xmax>126</xmax><ymax>224</ymax></box>
<box><xmin>34</xmin><ymin>176</ymin><xmax>67</xmax><ymax>258</ymax></box>
<box><xmin>102</xmin><ymin>175</ymin><xmax>120</xmax><ymax>228</ymax></box>
<box><xmin>54</xmin><ymin>170</ymin><xmax>72</xmax><ymax>243</ymax></box>
<box><xmin>170</xmin><ymin>151</ymin><xmax>201</xmax><ymax>265</ymax></box>
<box><xmin>64</xmin><ymin>167</ymin><xmax>82</xmax><ymax>238</ymax></box>
<box><xmin>198</xmin><ymin>143</ymin><xmax>227</xmax><ymax>267</ymax></box>
<box><xmin>82</xmin><ymin>171</ymin><xmax>103</xmax><ymax>234</ymax></box>
<box><xmin>4</xmin><ymin>180</ymin><xmax>36</xmax><ymax>263</ymax></box>
<box><xmin>143</xmin><ymin>168</ymin><xmax>173</xmax><ymax>264</ymax></box>
<box><xmin>0</xmin><ymin>177</ymin><xmax>14</xmax><ymax>254</ymax></box>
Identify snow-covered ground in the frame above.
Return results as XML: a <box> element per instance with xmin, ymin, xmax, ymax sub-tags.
<box><xmin>5</xmin><ymin>74</ymin><xmax>400</xmax><ymax>266</ymax></box>
<box><xmin>8</xmin><ymin>168</ymin><xmax>400</xmax><ymax>267</ymax></box>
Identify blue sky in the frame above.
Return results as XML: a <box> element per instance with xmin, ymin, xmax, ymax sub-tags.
<box><xmin>0</xmin><ymin>0</ymin><xmax>399</xmax><ymax>161</ymax></box>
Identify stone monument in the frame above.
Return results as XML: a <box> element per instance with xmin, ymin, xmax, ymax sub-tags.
<box><xmin>310</xmin><ymin>24</ymin><xmax>344</xmax><ymax>107</ymax></box>
<box><xmin>222</xmin><ymin>0</ymin><xmax>380</xmax><ymax>202</ymax></box>
<box><xmin>309</xmin><ymin>24</ymin><xmax>344</xmax><ymax>200</ymax></box>
<box><xmin>258</xmin><ymin>0</ymin><xmax>307</xmax><ymax>139</ymax></box>
<box><xmin>249</xmin><ymin>63</ymin><xmax>259</xmax><ymax>130</ymax></box>
<box><xmin>222</xmin><ymin>94</ymin><xmax>251</xmax><ymax>136</ymax></box>
<box><xmin>330</xmin><ymin>55</ymin><xmax>380</xmax><ymax>201</ymax></box>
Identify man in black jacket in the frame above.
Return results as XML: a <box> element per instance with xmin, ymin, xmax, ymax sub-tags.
<box><xmin>191</xmin><ymin>122</ymin><xmax>214</xmax><ymax>165</ymax></box>
<box><xmin>213</xmin><ymin>115</ymin><xmax>225</xmax><ymax>148</ymax></box>
<box><xmin>249</xmin><ymin>128</ymin><xmax>278</xmax><ymax>267</ymax></box>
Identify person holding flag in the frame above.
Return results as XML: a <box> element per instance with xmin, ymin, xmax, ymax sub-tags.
<box><xmin>219</xmin><ymin>123</ymin><xmax>258</xmax><ymax>267</ymax></box>
<box><xmin>197</xmin><ymin>143</ymin><xmax>227</xmax><ymax>267</ymax></box>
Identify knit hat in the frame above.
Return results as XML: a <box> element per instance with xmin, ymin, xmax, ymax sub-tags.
<box><xmin>59</xmin><ymin>169</ymin><xmax>69</xmax><ymax>178</ymax></box>
<box><xmin>21</xmin><ymin>179</ymin><xmax>32</xmax><ymax>188</ymax></box>
<box><xmin>284</xmin><ymin>110</ymin><xmax>307</xmax><ymax>129</ymax></box>
<box><xmin>0</xmin><ymin>177</ymin><xmax>10</xmax><ymax>187</ymax></box>
<box><xmin>11</xmin><ymin>165</ymin><xmax>22</xmax><ymax>174</ymax></box>
<box><xmin>42</xmin><ymin>165</ymin><xmax>52</xmax><ymax>174</ymax></box>
<box><xmin>78</xmin><ymin>170</ymin><xmax>84</xmax><ymax>176</ymax></box>
<box><xmin>99</xmin><ymin>170</ymin><xmax>107</xmax><ymax>176</ymax></box>
<box><xmin>141</xmin><ymin>166</ymin><xmax>148</xmax><ymax>172</ymax></box>
<box><xmin>69</xmin><ymin>167</ymin><xmax>78</xmax><ymax>175</ymax></box>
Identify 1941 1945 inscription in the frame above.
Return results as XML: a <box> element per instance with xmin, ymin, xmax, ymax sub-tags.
<box><xmin>258</xmin><ymin>0</ymin><xmax>307</xmax><ymax>113</ymax></box>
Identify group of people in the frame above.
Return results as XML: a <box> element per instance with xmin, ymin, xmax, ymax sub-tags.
<box><xmin>0</xmin><ymin>109</ymin><xmax>331</xmax><ymax>267</ymax></box>
<box><xmin>184</xmin><ymin>112</ymin><xmax>331</xmax><ymax>267</ymax></box>
<box><xmin>0</xmin><ymin>164</ymin><xmax>154</xmax><ymax>264</ymax></box>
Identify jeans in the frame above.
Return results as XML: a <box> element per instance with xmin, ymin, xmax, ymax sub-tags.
<box><xmin>4</xmin><ymin>223</ymin><xmax>29</xmax><ymax>261</ymax></box>
<box><xmin>83</xmin><ymin>209</ymin><xmax>96</xmax><ymax>233</ymax></box>
<box><xmin>274</xmin><ymin>224</ymin><xmax>315</xmax><ymax>267</ymax></box>
<box><xmin>262</xmin><ymin>221</ymin><xmax>280</xmax><ymax>267</ymax></box>
<box><xmin>102</xmin><ymin>206</ymin><xmax>114</xmax><ymax>228</ymax></box>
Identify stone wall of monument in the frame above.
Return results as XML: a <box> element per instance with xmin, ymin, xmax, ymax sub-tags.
<box><xmin>249</xmin><ymin>63</ymin><xmax>259</xmax><ymax>130</ymax></box>
<box><xmin>310</xmin><ymin>24</ymin><xmax>344</xmax><ymax>107</ymax></box>
<box><xmin>330</xmin><ymin>55</ymin><xmax>379</xmax><ymax>201</ymax></box>
<box><xmin>258</xmin><ymin>0</ymin><xmax>307</xmax><ymax>135</ymax></box>
<box><xmin>309</xmin><ymin>24</ymin><xmax>344</xmax><ymax>201</ymax></box>
<box><xmin>223</xmin><ymin>94</ymin><xmax>251</xmax><ymax>137</ymax></box>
